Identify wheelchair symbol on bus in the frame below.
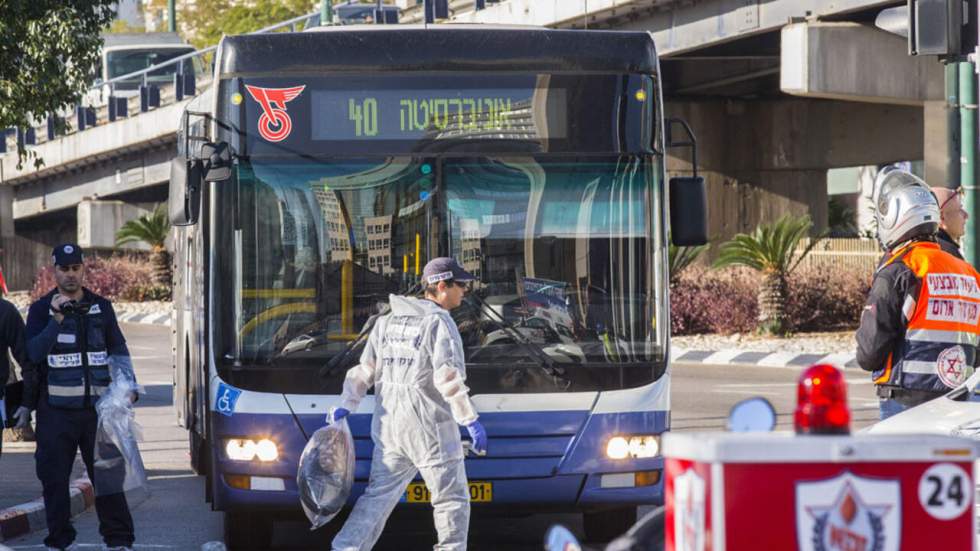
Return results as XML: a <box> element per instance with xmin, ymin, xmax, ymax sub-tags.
<box><xmin>216</xmin><ymin>383</ymin><xmax>242</xmax><ymax>417</ymax></box>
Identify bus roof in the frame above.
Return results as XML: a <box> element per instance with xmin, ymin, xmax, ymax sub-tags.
<box><xmin>217</xmin><ymin>26</ymin><xmax>658</xmax><ymax>76</ymax></box>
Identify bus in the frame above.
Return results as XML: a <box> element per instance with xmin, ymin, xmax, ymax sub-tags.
<box><xmin>169</xmin><ymin>25</ymin><xmax>707</xmax><ymax>548</ymax></box>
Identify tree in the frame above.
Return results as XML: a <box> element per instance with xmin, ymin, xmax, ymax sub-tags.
<box><xmin>1</xmin><ymin>1</ymin><xmax>117</xmax><ymax>167</ymax></box>
<box><xmin>115</xmin><ymin>204</ymin><xmax>172</xmax><ymax>290</ymax></box>
<box><xmin>713</xmin><ymin>215</ymin><xmax>824</xmax><ymax>335</ymax></box>
<box><xmin>145</xmin><ymin>0</ymin><xmax>321</xmax><ymax>49</ymax></box>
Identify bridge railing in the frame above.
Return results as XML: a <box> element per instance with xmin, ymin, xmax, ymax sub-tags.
<box><xmin>1</xmin><ymin>11</ymin><xmax>324</xmax><ymax>156</ymax></box>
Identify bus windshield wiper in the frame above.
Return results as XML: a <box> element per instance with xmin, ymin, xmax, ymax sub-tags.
<box><xmin>316</xmin><ymin>306</ymin><xmax>388</xmax><ymax>380</ymax></box>
<box><xmin>316</xmin><ymin>284</ymin><xmax>422</xmax><ymax>379</ymax></box>
<box><xmin>465</xmin><ymin>292</ymin><xmax>571</xmax><ymax>390</ymax></box>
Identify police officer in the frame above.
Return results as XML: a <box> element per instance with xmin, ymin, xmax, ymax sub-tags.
<box><xmin>858</xmin><ymin>171</ymin><xmax>980</xmax><ymax>420</ymax></box>
<box><xmin>16</xmin><ymin>244</ymin><xmax>136</xmax><ymax>551</ymax></box>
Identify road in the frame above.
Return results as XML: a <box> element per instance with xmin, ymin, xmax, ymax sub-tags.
<box><xmin>5</xmin><ymin>324</ymin><xmax>878</xmax><ymax>550</ymax></box>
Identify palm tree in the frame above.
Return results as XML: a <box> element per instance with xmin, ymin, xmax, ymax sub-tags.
<box><xmin>713</xmin><ymin>215</ymin><xmax>824</xmax><ymax>335</ymax></box>
<box><xmin>116</xmin><ymin>204</ymin><xmax>172</xmax><ymax>289</ymax></box>
<box><xmin>669</xmin><ymin>243</ymin><xmax>708</xmax><ymax>285</ymax></box>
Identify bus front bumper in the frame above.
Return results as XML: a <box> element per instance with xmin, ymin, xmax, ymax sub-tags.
<box><xmin>214</xmin><ymin>468</ymin><xmax>663</xmax><ymax>511</ymax></box>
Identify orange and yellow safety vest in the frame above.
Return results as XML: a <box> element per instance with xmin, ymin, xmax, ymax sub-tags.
<box><xmin>874</xmin><ymin>241</ymin><xmax>980</xmax><ymax>392</ymax></box>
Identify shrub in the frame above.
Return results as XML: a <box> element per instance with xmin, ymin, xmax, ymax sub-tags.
<box><xmin>31</xmin><ymin>255</ymin><xmax>155</xmax><ymax>301</ymax></box>
<box><xmin>670</xmin><ymin>267</ymin><xmax>759</xmax><ymax>335</ymax></box>
<box><xmin>784</xmin><ymin>266</ymin><xmax>871</xmax><ymax>332</ymax></box>
<box><xmin>669</xmin><ymin>264</ymin><xmax>870</xmax><ymax>335</ymax></box>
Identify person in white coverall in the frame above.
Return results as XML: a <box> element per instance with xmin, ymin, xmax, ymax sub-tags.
<box><xmin>330</xmin><ymin>257</ymin><xmax>488</xmax><ymax>551</ymax></box>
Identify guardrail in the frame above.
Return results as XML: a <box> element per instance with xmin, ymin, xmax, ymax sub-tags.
<box><xmin>1</xmin><ymin>10</ymin><xmax>324</xmax><ymax>156</ymax></box>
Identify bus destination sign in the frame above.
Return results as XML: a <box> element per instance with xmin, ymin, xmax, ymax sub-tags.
<box><xmin>311</xmin><ymin>88</ymin><xmax>566</xmax><ymax>141</ymax></box>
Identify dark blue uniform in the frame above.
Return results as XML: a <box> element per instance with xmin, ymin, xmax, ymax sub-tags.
<box><xmin>25</xmin><ymin>287</ymin><xmax>135</xmax><ymax>550</ymax></box>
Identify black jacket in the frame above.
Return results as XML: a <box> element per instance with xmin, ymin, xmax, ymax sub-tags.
<box><xmin>856</xmin><ymin>254</ymin><xmax>917</xmax><ymax>377</ymax></box>
<box><xmin>0</xmin><ymin>298</ymin><xmax>27</xmax><ymax>400</ymax></box>
<box><xmin>937</xmin><ymin>229</ymin><xmax>964</xmax><ymax>260</ymax></box>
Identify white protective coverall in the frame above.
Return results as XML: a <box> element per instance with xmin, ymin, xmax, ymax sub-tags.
<box><xmin>332</xmin><ymin>295</ymin><xmax>480</xmax><ymax>551</ymax></box>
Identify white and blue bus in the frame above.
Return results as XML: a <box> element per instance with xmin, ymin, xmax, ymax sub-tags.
<box><xmin>169</xmin><ymin>24</ymin><xmax>707</xmax><ymax>548</ymax></box>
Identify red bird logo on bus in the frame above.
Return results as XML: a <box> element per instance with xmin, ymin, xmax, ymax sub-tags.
<box><xmin>245</xmin><ymin>84</ymin><xmax>306</xmax><ymax>142</ymax></box>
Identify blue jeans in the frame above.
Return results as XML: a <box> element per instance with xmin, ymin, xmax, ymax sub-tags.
<box><xmin>879</xmin><ymin>398</ymin><xmax>909</xmax><ymax>420</ymax></box>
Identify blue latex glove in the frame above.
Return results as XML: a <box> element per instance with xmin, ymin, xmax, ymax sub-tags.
<box><xmin>465</xmin><ymin>421</ymin><xmax>487</xmax><ymax>456</ymax></box>
<box><xmin>327</xmin><ymin>407</ymin><xmax>350</xmax><ymax>425</ymax></box>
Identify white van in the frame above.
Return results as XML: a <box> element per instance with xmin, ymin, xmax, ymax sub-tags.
<box><xmin>89</xmin><ymin>33</ymin><xmax>201</xmax><ymax>99</ymax></box>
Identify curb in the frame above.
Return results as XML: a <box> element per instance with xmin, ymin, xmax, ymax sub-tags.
<box><xmin>15</xmin><ymin>306</ymin><xmax>171</xmax><ymax>327</ymax></box>
<box><xmin>0</xmin><ymin>479</ymin><xmax>151</xmax><ymax>543</ymax></box>
<box><xmin>0</xmin><ymin>477</ymin><xmax>93</xmax><ymax>542</ymax></box>
<box><xmin>671</xmin><ymin>347</ymin><xmax>858</xmax><ymax>369</ymax></box>
<box><xmin>116</xmin><ymin>311</ymin><xmax>172</xmax><ymax>327</ymax></box>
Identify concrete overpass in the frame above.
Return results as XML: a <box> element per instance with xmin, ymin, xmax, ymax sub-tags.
<box><xmin>0</xmin><ymin>82</ymin><xmax>199</xmax><ymax>289</ymax></box>
<box><xmin>403</xmin><ymin>0</ymin><xmax>941</xmax><ymax>244</ymax></box>
<box><xmin>0</xmin><ymin>13</ymin><xmax>315</xmax><ymax>290</ymax></box>
<box><xmin>0</xmin><ymin>0</ymin><xmax>936</xmax><ymax>289</ymax></box>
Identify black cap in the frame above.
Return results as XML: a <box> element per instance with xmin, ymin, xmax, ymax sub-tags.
<box><xmin>52</xmin><ymin>244</ymin><xmax>84</xmax><ymax>266</ymax></box>
<box><xmin>421</xmin><ymin>257</ymin><xmax>476</xmax><ymax>285</ymax></box>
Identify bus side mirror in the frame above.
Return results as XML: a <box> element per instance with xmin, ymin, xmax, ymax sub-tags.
<box><xmin>201</xmin><ymin>141</ymin><xmax>232</xmax><ymax>182</ymax></box>
<box><xmin>669</xmin><ymin>176</ymin><xmax>708</xmax><ymax>246</ymax></box>
<box><xmin>169</xmin><ymin>156</ymin><xmax>202</xmax><ymax>226</ymax></box>
<box><xmin>666</xmin><ymin>117</ymin><xmax>708</xmax><ymax>246</ymax></box>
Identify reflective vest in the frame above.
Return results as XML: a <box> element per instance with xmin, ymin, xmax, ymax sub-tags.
<box><xmin>874</xmin><ymin>241</ymin><xmax>980</xmax><ymax>392</ymax></box>
<box><xmin>46</xmin><ymin>302</ymin><xmax>111</xmax><ymax>408</ymax></box>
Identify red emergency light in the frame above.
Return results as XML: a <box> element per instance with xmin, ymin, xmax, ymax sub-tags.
<box><xmin>793</xmin><ymin>363</ymin><xmax>850</xmax><ymax>435</ymax></box>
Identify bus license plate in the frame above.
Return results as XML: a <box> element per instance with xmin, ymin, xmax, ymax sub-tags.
<box><xmin>405</xmin><ymin>481</ymin><xmax>492</xmax><ymax>503</ymax></box>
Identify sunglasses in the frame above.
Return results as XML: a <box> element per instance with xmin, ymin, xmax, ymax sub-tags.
<box><xmin>939</xmin><ymin>187</ymin><xmax>965</xmax><ymax>211</ymax></box>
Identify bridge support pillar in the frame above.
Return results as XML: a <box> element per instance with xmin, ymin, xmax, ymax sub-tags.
<box><xmin>666</xmin><ymin>97</ymin><xmax>924</xmax><ymax>244</ymax></box>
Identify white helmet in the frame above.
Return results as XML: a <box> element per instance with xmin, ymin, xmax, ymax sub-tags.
<box><xmin>873</xmin><ymin>169</ymin><xmax>940</xmax><ymax>250</ymax></box>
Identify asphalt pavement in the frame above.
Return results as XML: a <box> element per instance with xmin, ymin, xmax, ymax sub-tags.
<box><xmin>2</xmin><ymin>323</ymin><xmax>880</xmax><ymax>550</ymax></box>
<box><xmin>670</xmin><ymin>362</ymin><xmax>880</xmax><ymax>433</ymax></box>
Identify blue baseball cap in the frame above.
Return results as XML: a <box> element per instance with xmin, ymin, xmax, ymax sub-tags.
<box><xmin>422</xmin><ymin>257</ymin><xmax>476</xmax><ymax>285</ymax></box>
<box><xmin>52</xmin><ymin>244</ymin><xmax>84</xmax><ymax>266</ymax></box>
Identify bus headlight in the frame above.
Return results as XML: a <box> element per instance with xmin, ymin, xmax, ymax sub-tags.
<box><xmin>225</xmin><ymin>438</ymin><xmax>279</xmax><ymax>462</ymax></box>
<box><xmin>606</xmin><ymin>435</ymin><xmax>660</xmax><ymax>459</ymax></box>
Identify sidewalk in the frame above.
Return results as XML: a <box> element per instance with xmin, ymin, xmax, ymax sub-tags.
<box><xmin>671</xmin><ymin>330</ymin><xmax>858</xmax><ymax>369</ymax></box>
<box><xmin>0</xmin><ymin>442</ymin><xmax>91</xmax><ymax>542</ymax></box>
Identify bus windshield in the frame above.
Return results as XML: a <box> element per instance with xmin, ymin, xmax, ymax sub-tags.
<box><xmin>213</xmin><ymin>155</ymin><xmax>665</xmax><ymax>393</ymax></box>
